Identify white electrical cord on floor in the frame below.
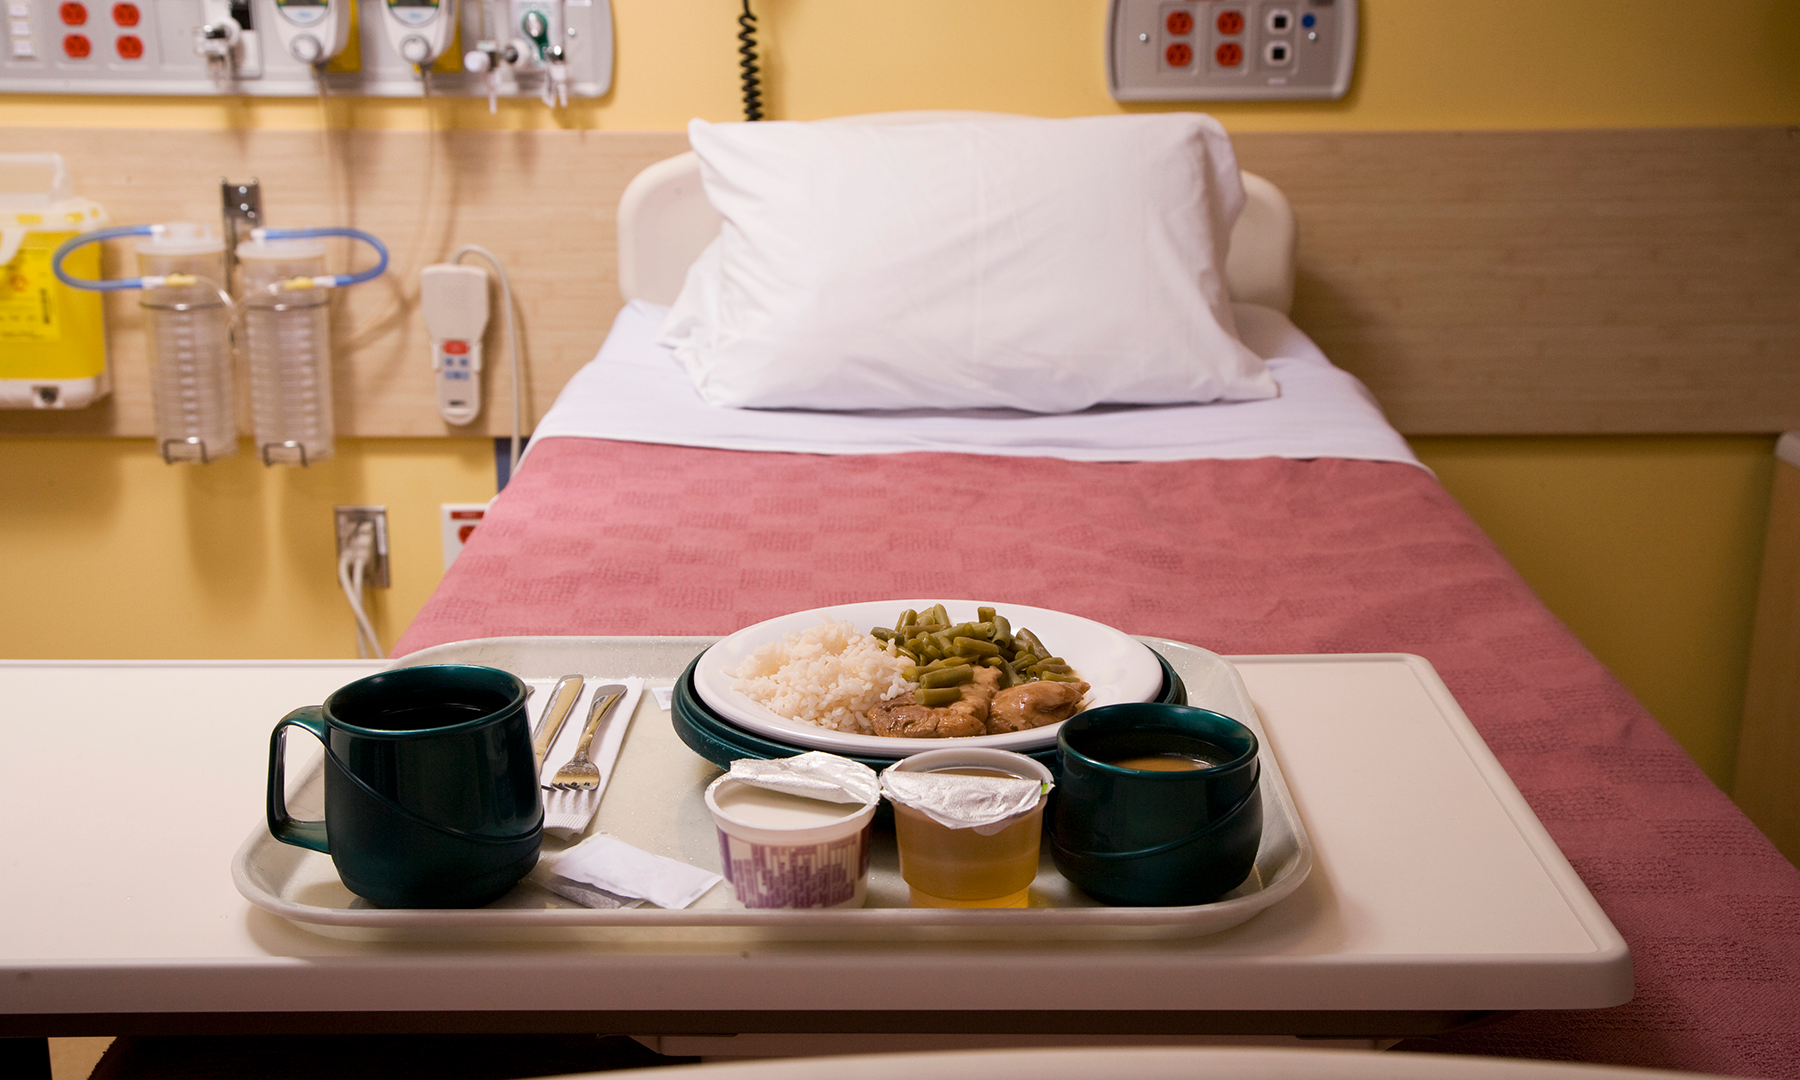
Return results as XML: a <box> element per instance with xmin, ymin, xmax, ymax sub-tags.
<box><xmin>448</xmin><ymin>244</ymin><xmax>524</xmax><ymax>477</ymax></box>
<box><xmin>337</xmin><ymin>520</ymin><xmax>383</xmax><ymax>659</ymax></box>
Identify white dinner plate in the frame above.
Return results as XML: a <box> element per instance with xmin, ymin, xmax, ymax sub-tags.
<box><xmin>691</xmin><ymin>599</ymin><xmax>1165</xmax><ymax>757</ymax></box>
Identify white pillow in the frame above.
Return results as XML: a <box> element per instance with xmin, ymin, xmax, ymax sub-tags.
<box><xmin>660</xmin><ymin>114</ymin><xmax>1278</xmax><ymax>414</ymax></box>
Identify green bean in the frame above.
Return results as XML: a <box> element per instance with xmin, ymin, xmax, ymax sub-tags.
<box><xmin>1014</xmin><ymin>628</ymin><xmax>1048</xmax><ymax>659</ymax></box>
<box><xmin>954</xmin><ymin>636</ymin><xmax>1001</xmax><ymax>657</ymax></box>
<box><xmin>870</xmin><ymin>626</ymin><xmax>894</xmax><ymax>642</ymax></box>
<box><xmin>916</xmin><ymin>686</ymin><xmax>964</xmax><ymax>707</ymax></box>
<box><xmin>977</xmin><ymin>606</ymin><xmax>996</xmax><ymax>623</ymax></box>
<box><xmin>1037</xmin><ymin>672</ymin><xmax>1085</xmax><ymax>683</ymax></box>
<box><xmin>991</xmin><ymin>614</ymin><xmax>1011</xmax><ymax>646</ymax></box>
<box><xmin>926</xmin><ymin>603</ymin><xmax>950</xmax><ymax>628</ymax></box>
<box><xmin>920</xmin><ymin>664</ymin><xmax>974</xmax><ymax>688</ymax></box>
<box><xmin>896</xmin><ymin>609</ymin><xmax>917</xmax><ymax>634</ymax></box>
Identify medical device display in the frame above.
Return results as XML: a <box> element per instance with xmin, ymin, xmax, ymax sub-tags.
<box><xmin>420</xmin><ymin>261</ymin><xmax>489</xmax><ymax>425</ymax></box>
<box><xmin>52</xmin><ymin>217</ymin><xmax>387</xmax><ymax>465</ymax></box>
<box><xmin>379</xmin><ymin>0</ymin><xmax>454</xmax><ymax>65</ymax></box>
<box><xmin>0</xmin><ymin>153</ymin><xmax>110</xmax><ymax>410</ymax></box>
<box><xmin>0</xmin><ymin>0</ymin><xmax>611</xmax><ymax>100</ymax></box>
<box><xmin>271</xmin><ymin>0</ymin><xmax>352</xmax><ymax>64</ymax></box>
<box><xmin>1107</xmin><ymin>0</ymin><xmax>1356</xmax><ymax>101</ymax></box>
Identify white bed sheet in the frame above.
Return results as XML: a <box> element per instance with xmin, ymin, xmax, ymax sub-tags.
<box><xmin>528</xmin><ymin>301</ymin><xmax>1422</xmax><ymax>467</ymax></box>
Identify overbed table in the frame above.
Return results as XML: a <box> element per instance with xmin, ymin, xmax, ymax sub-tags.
<box><xmin>0</xmin><ymin>645</ymin><xmax>1628</xmax><ymax>1066</ymax></box>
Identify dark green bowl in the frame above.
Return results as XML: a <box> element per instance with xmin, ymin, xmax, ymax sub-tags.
<box><xmin>670</xmin><ymin>647</ymin><xmax>1187</xmax><ymax>780</ymax></box>
<box><xmin>1050</xmin><ymin>782</ymin><xmax>1263</xmax><ymax>907</ymax></box>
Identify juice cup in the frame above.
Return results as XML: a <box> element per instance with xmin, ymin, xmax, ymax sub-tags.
<box><xmin>885</xmin><ymin>748</ymin><xmax>1054</xmax><ymax>908</ymax></box>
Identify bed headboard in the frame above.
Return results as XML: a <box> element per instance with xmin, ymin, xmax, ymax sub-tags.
<box><xmin>617</xmin><ymin>112</ymin><xmax>1298</xmax><ymax>315</ymax></box>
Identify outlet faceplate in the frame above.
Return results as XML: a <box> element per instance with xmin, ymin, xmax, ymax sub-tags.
<box><xmin>1108</xmin><ymin>0</ymin><xmax>1356</xmax><ymax>102</ymax></box>
<box><xmin>334</xmin><ymin>505</ymin><xmax>390</xmax><ymax>589</ymax></box>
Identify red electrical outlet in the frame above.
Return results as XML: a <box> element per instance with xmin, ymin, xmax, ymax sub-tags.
<box><xmin>115</xmin><ymin>33</ymin><xmax>142</xmax><ymax>58</ymax></box>
<box><xmin>1165</xmin><ymin>42</ymin><xmax>1193</xmax><ymax>67</ymax></box>
<box><xmin>1216</xmin><ymin>9</ymin><xmax>1244</xmax><ymax>35</ymax></box>
<box><xmin>1215</xmin><ymin>41</ymin><xmax>1243</xmax><ymax>66</ymax></box>
<box><xmin>63</xmin><ymin>32</ymin><xmax>90</xmax><ymax>56</ymax></box>
<box><xmin>59</xmin><ymin>2</ymin><xmax>86</xmax><ymax>24</ymax></box>
<box><xmin>1166</xmin><ymin>10</ymin><xmax>1193</xmax><ymax>35</ymax></box>
<box><xmin>112</xmin><ymin>2</ymin><xmax>139</xmax><ymax>25</ymax></box>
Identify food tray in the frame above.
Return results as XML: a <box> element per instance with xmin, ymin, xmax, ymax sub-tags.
<box><xmin>231</xmin><ymin>635</ymin><xmax>1313</xmax><ymax>941</ymax></box>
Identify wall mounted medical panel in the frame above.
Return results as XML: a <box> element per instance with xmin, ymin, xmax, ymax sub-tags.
<box><xmin>1109</xmin><ymin>0</ymin><xmax>1355</xmax><ymax>102</ymax></box>
<box><xmin>0</xmin><ymin>0</ymin><xmax>611</xmax><ymax>98</ymax></box>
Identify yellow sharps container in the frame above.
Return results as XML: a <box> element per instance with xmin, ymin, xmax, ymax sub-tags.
<box><xmin>0</xmin><ymin>153</ymin><xmax>110</xmax><ymax>409</ymax></box>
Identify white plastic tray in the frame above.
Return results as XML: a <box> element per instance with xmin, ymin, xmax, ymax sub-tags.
<box><xmin>231</xmin><ymin>636</ymin><xmax>1314</xmax><ymax>940</ymax></box>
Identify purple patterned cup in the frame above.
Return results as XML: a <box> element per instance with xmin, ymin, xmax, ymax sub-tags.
<box><xmin>704</xmin><ymin>774</ymin><xmax>878</xmax><ymax>908</ymax></box>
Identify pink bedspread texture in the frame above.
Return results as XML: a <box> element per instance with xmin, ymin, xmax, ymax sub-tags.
<box><xmin>397</xmin><ymin>437</ymin><xmax>1800</xmax><ymax>1078</ymax></box>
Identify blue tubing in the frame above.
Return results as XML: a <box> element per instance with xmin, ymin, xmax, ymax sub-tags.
<box><xmin>258</xmin><ymin>226</ymin><xmax>389</xmax><ymax>286</ymax></box>
<box><xmin>51</xmin><ymin>225</ymin><xmax>160</xmax><ymax>292</ymax></box>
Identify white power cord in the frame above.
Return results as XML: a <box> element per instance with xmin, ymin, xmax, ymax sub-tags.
<box><xmin>337</xmin><ymin>520</ymin><xmax>383</xmax><ymax>659</ymax></box>
<box><xmin>447</xmin><ymin>244</ymin><xmax>524</xmax><ymax>477</ymax></box>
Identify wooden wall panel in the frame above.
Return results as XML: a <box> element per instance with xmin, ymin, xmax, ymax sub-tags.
<box><xmin>0</xmin><ymin>128</ymin><xmax>689</xmax><ymax>439</ymax></box>
<box><xmin>2</xmin><ymin>125</ymin><xmax>1795</xmax><ymax>438</ymax></box>
<box><xmin>1235</xmin><ymin>127</ymin><xmax>1800</xmax><ymax>434</ymax></box>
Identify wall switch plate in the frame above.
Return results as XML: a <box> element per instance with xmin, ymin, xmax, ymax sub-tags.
<box><xmin>440</xmin><ymin>502</ymin><xmax>486</xmax><ymax>569</ymax></box>
<box><xmin>334</xmin><ymin>505</ymin><xmax>390</xmax><ymax>588</ymax></box>
<box><xmin>1108</xmin><ymin>0</ymin><xmax>1356</xmax><ymax>102</ymax></box>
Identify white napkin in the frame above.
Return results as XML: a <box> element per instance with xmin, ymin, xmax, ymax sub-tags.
<box><xmin>880</xmin><ymin>769</ymin><xmax>1051</xmax><ymax>836</ymax></box>
<box><xmin>533</xmin><ymin>834</ymin><xmax>722</xmax><ymax>910</ymax></box>
<box><xmin>527</xmin><ymin>677</ymin><xmax>645</xmax><ymax>840</ymax></box>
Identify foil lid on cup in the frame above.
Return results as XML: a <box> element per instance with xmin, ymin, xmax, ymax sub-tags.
<box><xmin>880</xmin><ymin>770</ymin><xmax>1052</xmax><ymax>834</ymax></box>
<box><xmin>728</xmin><ymin>751</ymin><xmax>880</xmax><ymax>806</ymax></box>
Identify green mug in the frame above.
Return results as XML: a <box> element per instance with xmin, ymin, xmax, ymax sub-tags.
<box><xmin>267</xmin><ymin>664</ymin><xmax>542</xmax><ymax>908</ymax></box>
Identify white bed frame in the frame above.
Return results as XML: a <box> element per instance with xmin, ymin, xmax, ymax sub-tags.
<box><xmin>617</xmin><ymin>112</ymin><xmax>1298</xmax><ymax>316</ymax></box>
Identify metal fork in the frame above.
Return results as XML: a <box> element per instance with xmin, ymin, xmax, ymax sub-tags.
<box><xmin>548</xmin><ymin>685</ymin><xmax>626</xmax><ymax>790</ymax></box>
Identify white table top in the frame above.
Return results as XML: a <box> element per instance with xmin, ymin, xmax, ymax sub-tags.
<box><xmin>0</xmin><ymin>647</ymin><xmax>1627</xmax><ymax>1025</ymax></box>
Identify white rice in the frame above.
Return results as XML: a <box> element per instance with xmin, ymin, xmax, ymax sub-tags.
<box><xmin>726</xmin><ymin>620</ymin><xmax>913</xmax><ymax>734</ymax></box>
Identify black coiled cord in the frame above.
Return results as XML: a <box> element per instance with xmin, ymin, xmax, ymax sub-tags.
<box><xmin>738</xmin><ymin>0</ymin><xmax>763</xmax><ymax>121</ymax></box>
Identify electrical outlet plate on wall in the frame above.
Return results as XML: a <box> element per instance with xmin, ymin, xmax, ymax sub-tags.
<box><xmin>1108</xmin><ymin>0</ymin><xmax>1356</xmax><ymax>102</ymax></box>
<box><xmin>440</xmin><ymin>502</ymin><xmax>485</xmax><ymax>570</ymax></box>
<box><xmin>334</xmin><ymin>505</ymin><xmax>390</xmax><ymax>588</ymax></box>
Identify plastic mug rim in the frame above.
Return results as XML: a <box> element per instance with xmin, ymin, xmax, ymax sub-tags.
<box><xmin>1059</xmin><ymin>704</ymin><xmax>1258</xmax><ymax>778</ymax></box>
<box><xmin>323</xmin><ymin>664</ymin><xmax>527</xmax><ymax>740</ymax></box>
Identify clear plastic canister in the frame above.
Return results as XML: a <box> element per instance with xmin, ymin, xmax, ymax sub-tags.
<box><xmin>135</xmin><ymin>225</ymin><xmax>235</xmax><ymax>463</ymax></box>
<box><xmin>237</xmin><ymin>238</ymin><xmax>334</xmax><ymax>465</ymax></box>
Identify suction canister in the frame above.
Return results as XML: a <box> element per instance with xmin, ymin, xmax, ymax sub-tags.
<box><xmin>238</xmin><ymin>236</ymin><xmax>334</xmax><ymax>465</ymax></box>
<box><xmin>134</xmin><ymin>224</ymin><xmax>237</xmax><ymax>463</ymax></box>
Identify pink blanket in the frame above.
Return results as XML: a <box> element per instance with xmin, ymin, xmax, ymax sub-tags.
<box><xmin>397</xmin><ymin>437</ymin><xmax>1800</xmax><ymax>1078</ymax></box>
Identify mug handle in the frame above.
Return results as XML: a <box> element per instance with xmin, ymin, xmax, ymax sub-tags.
<box><xmin>267</xmin><ymin>706</ymin><xmax>331</xmax><ymax>854</ymax></box>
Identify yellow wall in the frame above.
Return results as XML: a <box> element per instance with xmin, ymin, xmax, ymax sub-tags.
<box><xmin>0</xmin><ymin>439</ymin><xmax>495</xmax><ymax>658</ymax></box>
<box><xmin>4</xmin><ymin>0</ymin><xmax>1797</xmax><ymax>130</ymax></box>
<box><xmin>4</xmin><ymin>1</ymin><xmax>1797</xmax><ymax>787</ymax></box>
<box><xmin>1415</xmin><ymin>437</ymin><xmax>1777</xmax><ymax>788</ymax></box>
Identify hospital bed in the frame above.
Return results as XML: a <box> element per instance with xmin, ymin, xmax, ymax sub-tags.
<box><xmin>390</xmin><ymin>114</ymin><xmax>1800</xmax><ymax>1077</ymax></box>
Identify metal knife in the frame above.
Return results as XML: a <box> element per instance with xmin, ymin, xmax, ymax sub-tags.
<box><xmin>530</xmin><ymin>674</ymin><xmax>586</xmax><ymax>769</ymax></box>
